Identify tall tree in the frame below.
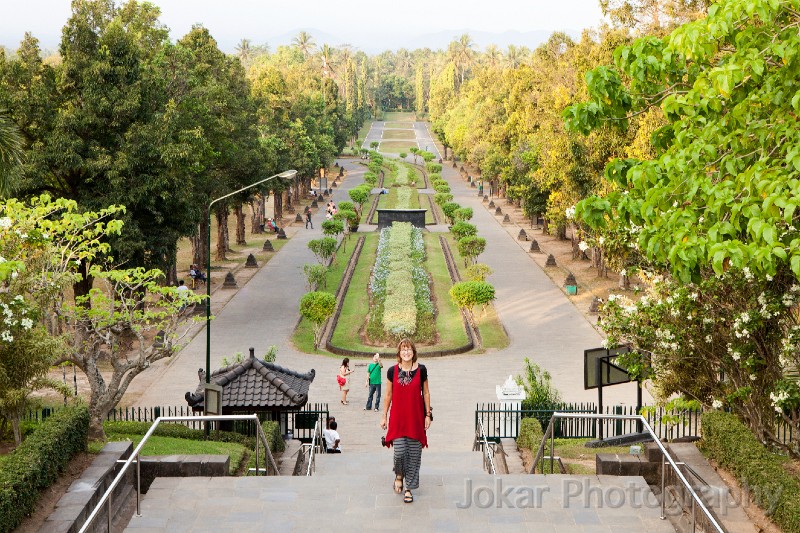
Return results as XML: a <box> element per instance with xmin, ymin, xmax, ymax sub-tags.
<box><xmin>292</xmin><ymin>31</ymin><xmax>316</xmax><ymax>59</ymax></box>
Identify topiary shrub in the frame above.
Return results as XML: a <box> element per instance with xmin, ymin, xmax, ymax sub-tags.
<box><xmin>0</xmin><ymin>405</ymin><xmax>89</xmax><ymax>532</ymax></box>
<box><xmin>699</xmin><ymin>411</ymin><xmax>800</xmax><ymax>531</ymax></box>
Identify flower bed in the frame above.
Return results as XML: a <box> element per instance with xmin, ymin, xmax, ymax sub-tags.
<box><xmin>369</xmin><ymin>222</ymin><xmax>434</xmax><ymax>341</ymax></box>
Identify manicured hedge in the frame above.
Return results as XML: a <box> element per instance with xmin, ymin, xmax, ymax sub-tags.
<box><xmin>261</xmin><ymin>420</ymin><xmax>285</xmax><ymax>454</ymax></box>
<box><xmin>0</xmin><ymin>405</ymin><xmax>89</xmax><ymax>533</ymax></box>
<box><xmin>516</xmin><ymin>417</ymin><xmax>543</xmax><ymax>451</ymax></box>
<box><xmin>104</xmin><ymin>420</ymin><xmax>252</xmax><ymax>445</ymax></box>
<box><xmin>699</xmin><ymin>411</ymin><xmax>800</xmax><ymax>532</ymax></box>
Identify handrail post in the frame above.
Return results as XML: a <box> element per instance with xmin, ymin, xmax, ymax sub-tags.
<box><xmin>691</xmin><ymin>497</ymin><xmax>696</xmax><ymax>532</ymax></box>
<box><xmin>661</xmin><ymin>454</ymin><xmax>666</xmax><ymax>519</ymax></box>
<box><xmin>255</xmin><ymin>428</ymin><xmax>260</xmax><ymax>475</ymax></box>
<box><xmin>136</xmin><ymin>453</ymin><xmax>141</xmax><ymax>516</ymax></box>
<box><xmin>550</xmin><ymin>418</ymin><xmax>556</xmax><ymax>474</ymax></box>
<box><xmin>107</xmin><ymin>495</ymin><xmax>112</xmax><ymax>532</ymax></box>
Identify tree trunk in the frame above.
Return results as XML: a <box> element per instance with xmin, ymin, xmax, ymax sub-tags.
<box><xmin>249</xmin><ymin>199</ymin><xmax>261</xmax><ymax>234</ymax></box>
<box><xmin>72</xmin><ymin>260</ymin><xmax>94</xmax><ymax>307</ymax></box>
<box><xmin>235</xmin><ymin>204</ymin><xmax>246</xmax><ymax>245</ymax></box>
<box><xmin>215</xmin><ymin>209</ymin><xmax>227</xmax><ymax>261</ymax></box>
<box><xmin>11</xmin><ymin>415</ymin><xmax>21</xmax><ymax>446</ymax></box>
<box><xmin>275</xmin><ymin>191</ymin><xmax>284</xmax><ymax>223</ymax></box>
<box><xmin>191</xmin><ymin>218</ymin><xmax>208</xmax><ymax>268</ymax></box>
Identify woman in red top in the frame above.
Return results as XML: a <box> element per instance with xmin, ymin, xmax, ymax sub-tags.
<box><xmin>380</xmin><ymin>338</ymin><xmax>431</xmax><ymax>504</ymax></box>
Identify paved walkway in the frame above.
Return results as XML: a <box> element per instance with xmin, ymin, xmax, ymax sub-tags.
<box><xmin>127</xmin><ymin>452</ymin><xmax>673</xmax><ymax>533</ymax></box>
<box><xmin>133</xmin><ymin>121</ymin><xmax>644</xmax><ymax>454</ymax></box>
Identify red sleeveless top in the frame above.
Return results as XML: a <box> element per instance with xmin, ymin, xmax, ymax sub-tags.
<box><xmin>385</xmin><ymin>364</ymin><xmax>427</xmax><ymax>448</ymax></box>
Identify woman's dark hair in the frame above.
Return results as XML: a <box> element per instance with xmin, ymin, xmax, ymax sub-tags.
<box><xmin>395</xmin><ymin>338</ymin><xmax>417</xmax><ymax>363</ymax></box>
<box><xmin>341</xmin><ymin>358</ymin><xmax>350</xmax><ymax>368</ymax></box>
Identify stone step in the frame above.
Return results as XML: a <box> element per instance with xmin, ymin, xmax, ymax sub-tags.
<box><xmin>125</xmin><ymin>471</ymin><xmax>676</xmax><ymax>532</ymax></box>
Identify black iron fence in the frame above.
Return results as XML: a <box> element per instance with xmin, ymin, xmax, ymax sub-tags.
<box><xmin>22</xmin><ymin>403</ymin><xmax>329</xmax><ymax>439</ymax></box>
<box><xmin>475</xmin><ymin>403</ymin><xmax>703</xmax><ymax>442</ymax></box>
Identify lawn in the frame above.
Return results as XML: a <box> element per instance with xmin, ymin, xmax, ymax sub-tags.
<box><xmin>104</xmin><ymin>433</ymin><xmax>249</xmax><ymax>475</ymax></box>
<box><xmin>443</xmin><ymin>233</ymin><xmax>510</xmax><ymax>351</ymax></box>
<box><xmin>379</xmin><ymin>140</ymin><xmax>420</xmax><ymax>153</ymax></box>
<box><xmin>382</xmin><ymin>112</ymin><xmax>415</xmax><ymax>122</ymax></box>
<box><xmin>381</xmin><ymin>130</ymin><xmax>416</xmax><ymax>140</ymax></box>
<box><xmin>292</xmin><ymin>236</ymin><xmax>360</xmax><ymax>354</ymax></box>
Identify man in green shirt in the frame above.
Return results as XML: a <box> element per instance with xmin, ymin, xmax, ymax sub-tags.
<box><xmin>364</xmin><ymin>353</ymin><xmax>383</xmax><ymax>411</ymax></box>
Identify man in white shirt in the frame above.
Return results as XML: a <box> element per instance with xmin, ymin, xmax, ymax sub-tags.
<box><xmin>323</xmin><ymin>420</ymin><xmax>341</xmax><ymax>453</ymax></box>
<box><xmin>176</xmin><ymin>280</ymin><xmax>189</xmax><ymax>312</ymax></box>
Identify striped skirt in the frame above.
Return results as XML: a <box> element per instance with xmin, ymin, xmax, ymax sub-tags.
<box><xmin>393</xmin><ymin>437</ymin><xmax>423</xmax><ymax>490</ymax></box>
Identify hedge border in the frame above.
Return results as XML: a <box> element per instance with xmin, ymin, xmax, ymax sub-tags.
<box><xmin>699</xmin><ymin>411</ymin><xmax>800</xmax><ymax>532</ymax></box>
<box><xmin>0</xmin><ymin>404</ymin><xmax>89</xmax><ymax>533</ymax></box>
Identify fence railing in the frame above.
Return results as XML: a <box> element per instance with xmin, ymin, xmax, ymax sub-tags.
<box><xmin>78</xmin><ymin>414</ymin><xmax>279</xmax><ymax>533</ymax></box>
<box><xmin>23</xmin><ymin>403</ymin><xmax>330</xmax><ymax>440</ymax></box>
<box><xmin>533</xmin><ymin>413</ymin><xmax>726</xmax><ymax>533</ymax></box>
<box><xmin>475</xmin><ymin>403</ymin><xmax>703</xmax><ymax>442</ymax></box>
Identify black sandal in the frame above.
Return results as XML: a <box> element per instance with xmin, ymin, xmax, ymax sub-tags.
<box><xmin>403</xmin><ymin>489</ymin><xmax>413</xmax><ymax>503</ymax></box>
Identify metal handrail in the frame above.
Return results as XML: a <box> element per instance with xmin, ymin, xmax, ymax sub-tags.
<box><xmin>532</xmin><ymin>412</ymin><xmax>725</xmax><ymax>533</ymax></box>
<box><xmin>476</xmin><ymin>417</ymin><xmax>496</xmax><ymax>474</ymax></box>
<box><xmin>305</xmin><ymin>415</ymin><xmax>324</xmax><ymax>476</ymax></box>
<box><xmin>79</xmin><ymin>414</ymin><xmax>277</xmax><ymax>533</ymax></box>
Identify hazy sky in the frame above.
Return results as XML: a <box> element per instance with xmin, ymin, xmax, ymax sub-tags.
<box><xmin>0</xmin><ymin>0</ymin><xmax>608</xmax><ymax>54</ymax></box>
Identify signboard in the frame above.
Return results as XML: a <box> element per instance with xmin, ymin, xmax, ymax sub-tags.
<box><xmin>584</xmin><ymin>346</ymin><xmax>633</xmax><ymax>390</ymax></box>
<box><xmin>204</xmin><ymin>383</ymin><xmax>223</xmax><ymax>416</ymax></box>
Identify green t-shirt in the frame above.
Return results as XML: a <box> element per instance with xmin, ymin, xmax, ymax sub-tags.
<box><xmin>367</xmin><ymin>362</ymin><xmax>382</xmax><ymax>385</ymax></box>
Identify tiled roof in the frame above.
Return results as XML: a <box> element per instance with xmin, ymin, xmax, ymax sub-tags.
<box><xmin>186</xmin><ymin>354</ymin><xmax>315</xmax><ymax>410</ymax></box>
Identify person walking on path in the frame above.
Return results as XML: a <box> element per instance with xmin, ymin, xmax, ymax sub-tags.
<box><xmin>338</xmin><ymin>358</ymin><xmax>354</xmax><ymax>405</ymax></box>
<box><xmin>304</xmin><ymin>206</ymin><xmax>313</xmax><ymax>229</ymax></box>
<box><xmin>381</xmin><ymin>339</ymin><xmax>431</xmax><ymax>504</ymax></box>
<box><xmin>364</xmin><ymin>353</ymin><xmax>383</xmax><ymax>411</ymax></box>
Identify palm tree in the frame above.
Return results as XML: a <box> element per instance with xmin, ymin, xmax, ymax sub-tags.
<box><xmin>483</xmin><ymin>44</ymin><xmax>503</xmax><ymax>69</ymax></box>
<box><xmin>448</xmin><ymin>33</ymin><xmax>475</xmax><ymax>86</ymax></box>
<box><xmin>0</xmin><ymin>113</ymin><xmax>23</xmax><ymax>198</ymax></box>
<box><xmin>235</xmin><ymin>38</ymin><xmax>252</xmax><ymax>65</ymax></box>
<box><xmin>292</xmin><ymin>31</ymin><xmax>316</xmax><ymax>59</ymax></box>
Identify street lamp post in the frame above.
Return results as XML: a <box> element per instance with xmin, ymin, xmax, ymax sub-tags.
<box><xmin>205</xmin><ymin>170</ymin><xmax>297</xmax><ymax>388</ymax></box>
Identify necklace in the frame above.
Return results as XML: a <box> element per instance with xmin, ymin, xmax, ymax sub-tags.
<box><xmin>398</xmin><ymin>363</ymin><xmax>415</xmax><ymax>386</ymax></box>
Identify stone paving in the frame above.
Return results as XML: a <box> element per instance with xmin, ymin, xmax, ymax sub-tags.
<box><xmin>126</xmin><ymin>452</ymin><xmax>674</xmax><ymax>533</ymax></box>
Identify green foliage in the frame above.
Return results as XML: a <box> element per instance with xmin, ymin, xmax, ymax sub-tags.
<box><xmin>449</xmin><ymin>280</ymin><xmax>495</xmax><ymax>315</ymax></box>
<box><xmin>348</xmin><ymin>185</ymin><xmax>371</xmax><ymax>214</ymax></box>
<box><xmin>457</xmin><ymin>236</ymin><xmax>487</xmax><ymax>265</ymax></box>
<box><xmin>399</xmin><ymin>152</ymin><xmax>407</xmax><ymax>159</ymax></box>
<box><xmin>433</xmin><ymin>192</ymin><xmax>453</xmax><ymax>207</ymax></box>
<box><xmin>303</xmin><ymin>263</ymin><xmax>328</xmax><ymax>291</ymax></box>
<box><xmin>426</xmin><ymin>163</ymin><xmax>442</xmax><ymax>174</ymax></box>
<box><xmin>451</xmin><ymin>221</ymin><xmax>478</xmax><ymax>241</ymax></box>
<box><xmin>363</xmin><ymin>171</ymin><xmax>379</xmax><ymax>185</ymax></box>
<box><xmin>308</xmin><ymin>237</ymin><xmax>337</xmax><ymax>264</ymax></box>
<box><xmin>299</xmin><ymin>291</ymin><xmax>336</xmax><ymax>348</ymax></box>
<box><xmin>337</xmin><ymin>201</ymin><xmax>355</xmax><ymax>213</ymax></box>
<box><xmin>516</xmin><ymin>417</ymin><xmax>544</xmax><ymax>451</ymax></box>
<box><xmin>322</xmin><ymin>219</ymin><xmax>344</xmax><ymax>238</ymax></box>
<box><xmin>337</xmin><ymin>209</ymin><xmax>359</xmax><ymax>232</ymax></box>
<box><xmin>261</xmin><ymin>420</ymin><xmax>285</xmax><ymax>453</ymax></box>
<box><xmin>441</xmin><ymin>201</ymin><xmax>460</xmax><ymax>224</ymax></box>
<box><xmin>0</xmin><ymin>405</ymin><xmax>88</xmax><ymax>533</ymax></box>
<box><xmin>220</xmin><ymin>351</ymin><xmax>245</xmax><ymax>367</ymax></box>
<box><xmin>465</xmin><ymin>263</ymin><xmax>493</xmax><ymax>282</ymax></box>
<box><xmin>103</xmin><ymin>421</ymin><xmax>252</xmax><ymax>446</ymax></box>
<box><xmin>453</xmin><ymin>207</ymin><xmax>473</xmax><ymax>222</ymax></box>
<box><xmin>421</xmin><ymin>151</ymin><xmax>435</xmax><ymax>162</ymax></box>
<box><xmin>262</xmin><ymin>345</ymin><xmax>278</xmax><ymax>363</ymax></box>
<box><xmin>600</xmin><ymin>269</ymin><xmax>800</xmax><ymax>456</ymax></box>
<box><xmin>700</xmin><ymin>411</ymin><xmax>800</xmax><ymax>531</ymax></box>
<box><xmin>518</xmin><ymin>358</ymin><xmax>562</xmax><ymax>409</ymax></box>
<box><xmin>434</xmin><ymin>183</ymin><xmax>451</xmax><ymax>194</ymax></box>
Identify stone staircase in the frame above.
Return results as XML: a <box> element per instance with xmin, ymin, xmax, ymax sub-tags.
<box><xmin>125</xmin><ymin>451</ymin><xmax>675</xmax><ymax>532</ymax></box>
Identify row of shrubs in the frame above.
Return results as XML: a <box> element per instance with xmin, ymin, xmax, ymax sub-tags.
<box><xmin>0</xmin><ymin>405</ymin><xmax>89</xmax><ymax>533</ymax></box>
<box><xmin>430</xmin><ymin>170</ymin><xmax>495</xmax><ymax>316</ymax></box>
<box><xmin>699</xmin><ymin>411</ymin><xmax>800</xmax><ymax>532</ymax></box>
